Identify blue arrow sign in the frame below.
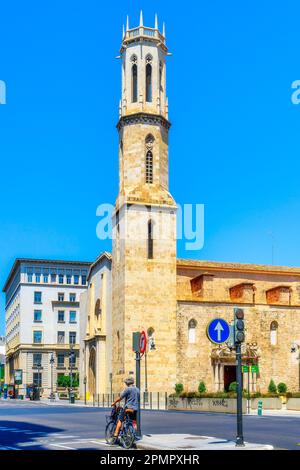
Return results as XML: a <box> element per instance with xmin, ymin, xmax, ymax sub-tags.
<box><xmin>207</xmin><ymin>318</ymin><xmax>230</xmax><ymax>344</ymax></box>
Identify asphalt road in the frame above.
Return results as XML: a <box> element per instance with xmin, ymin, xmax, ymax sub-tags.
<box><xmin>0</xmin><ymin>400</ymin><xmax>299</xmax><ymax>450</ymax></box>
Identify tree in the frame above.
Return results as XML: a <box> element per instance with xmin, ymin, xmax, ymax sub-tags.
<box><xmin>268</xmin><ymin>379</ymin><xmax>277</xmax><ymax>394</ymax></box>
<box><xmin>175</xmin><ymin>383</ymin><xmax>184</xmax><ymax>395</ymax></box>
<box><xmin>229</xmin><ymin>381</ymin><xmax>237</xmax><ymax>392</ymax></box>
<box><xmin>198</xmin><ymin>381</ymin><xmax>206</xmax><ymax>394</ymax></box>
<box><xmin>277</xmin><ymin>382</ymin><xmax>287</xmax><ymax>394</ymax></box>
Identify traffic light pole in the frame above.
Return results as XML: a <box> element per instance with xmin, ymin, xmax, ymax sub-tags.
<box><xmin>135</xmin><ymin>351</ymin><xmax>142</xmax><ymax>438</ymax></box>
<box><xmin>236</xmin><ymin>342</ymin><xmax>245</xmax><ymax>446</ymax></box>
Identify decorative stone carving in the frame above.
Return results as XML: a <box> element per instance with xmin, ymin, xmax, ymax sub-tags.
<box><xmin>211</xmin><ymin>342</ymin><xmax>260</xmax><ymax>363</ymax></box>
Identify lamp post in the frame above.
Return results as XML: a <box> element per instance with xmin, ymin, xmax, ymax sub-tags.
<box><xmin>83</xmin><ymin>376</ymin><xmax>87</xmax><ymax>405</ymax></box>
<box><xmin>69</xmin><ymin>343</ymin><xmax>75</xmax><ymax>404</ymax></box>
<box><xmin>36</xmin><ymin>363</ymin><xmax>41</xmax><ymax>401</ymax></box>
<box><xmin>49</xmin><ymin>353</ymin><xmax>55</xmax><ymax>401</ymax></box>
<box><xmin>291</xmin><ymin>343</ymin><xmax>300</xmax><ymax>391</ymax></box>
<box><xmin>144</xmin><ymin>351</ymin><xmax>149</xmax><ymax>404</ymax></box>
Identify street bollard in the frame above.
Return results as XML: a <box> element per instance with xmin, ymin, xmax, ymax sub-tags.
<box><xmin>257</xmin><ymin>400</ymin><xmax>263</xmax><ymax>416</ymax></box>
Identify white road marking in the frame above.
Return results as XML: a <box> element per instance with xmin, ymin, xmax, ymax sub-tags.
<box><xmin>49</xmin><ymin>443</ymin><xmax>76</xmax><ymax>450</ymax></box>
<box><xmin>54</xmin><ymin>435</ymin><xmax>78</xmax><ymax>439</ymax></box>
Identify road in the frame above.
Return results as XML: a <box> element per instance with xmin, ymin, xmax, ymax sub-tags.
<box><xmin>0</xmin><ymin>400</ymin><xmax>299</xmax><ymax>450</ymax></box>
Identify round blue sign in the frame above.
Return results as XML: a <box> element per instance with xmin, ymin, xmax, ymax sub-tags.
<box><xmin>207</xmin><ymin>318</ymin><xmax>230</xmax><ymax>344</ymax></box>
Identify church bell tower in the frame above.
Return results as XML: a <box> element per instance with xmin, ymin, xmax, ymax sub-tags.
<box><xmin>112</xmin><ymin>12</ymin><xmax>177</xmax><ymax>393</ymax></box>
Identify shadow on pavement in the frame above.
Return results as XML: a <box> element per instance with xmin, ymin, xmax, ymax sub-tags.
<box><xmin>0</xmin><ymin>420</ymin><xmax>63</xmax><ymax>449</ymax></box>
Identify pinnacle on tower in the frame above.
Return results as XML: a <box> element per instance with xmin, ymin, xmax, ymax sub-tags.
<box><xmin>162</xmin><ymin>22</ymin><xmax>166</xmax><ymax>37</ymax></box>
<box><xmin>139</xmin><ymin>10</ymin><xmax>143</xmax><ymax>26</ymax></box>
<box><xmin>154</xmin><ymin>13</ymin><xmax>158</xmax><ymax>29</ymax></box>
<box><xmin>126</xmin><ymin>15</ymin><xmax>129</xmax><ymax>31</ymax></box>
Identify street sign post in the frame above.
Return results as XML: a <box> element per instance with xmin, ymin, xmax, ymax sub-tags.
<box><xmin>132</xmin><ymin>331</ymin><xmax>146</xmax><ymax>438</ymax></box>
<box><xmin>207</xmin><ymin>318</ymin><xmax>230</xmax><ymax>344</ymax></box>
<box><xmin>234</xmin><ymin>308</ymin><xmax>245</xmax><ymax>447</ymax></box>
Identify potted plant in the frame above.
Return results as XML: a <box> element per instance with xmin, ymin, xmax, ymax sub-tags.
<box><xmin>277</xmin><ymin>382</ymin><xmax>287</xmax><ymax>404</ymax></box>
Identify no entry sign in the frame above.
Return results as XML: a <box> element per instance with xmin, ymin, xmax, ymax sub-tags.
<box><xmin>139</xmin><ymin>331</ymin><xmax>147</xmax><ymax>354</ymax></box>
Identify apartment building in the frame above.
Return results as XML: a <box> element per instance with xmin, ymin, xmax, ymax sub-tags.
<box><xmin>3</xmin><ymin>258</ymin><xmax>91</xmax><ymax>396</ymax></box>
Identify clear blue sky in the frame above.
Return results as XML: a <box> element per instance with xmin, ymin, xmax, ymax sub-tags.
<box><xmin>1</xmin><ymin>1</ymin><xmax>300</xmax><ymax>334</ymax></box>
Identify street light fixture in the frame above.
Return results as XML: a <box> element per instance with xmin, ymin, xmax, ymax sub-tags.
<box><xmin>49</xmin><ymin>353</ymin><xmax>55</xmax><ymax>401</ymax></box>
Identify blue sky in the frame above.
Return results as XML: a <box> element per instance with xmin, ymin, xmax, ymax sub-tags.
<box><xmin>1</xmin><ymin>1</ymin><xmax>300</xmax><ymax>333</ymax></box>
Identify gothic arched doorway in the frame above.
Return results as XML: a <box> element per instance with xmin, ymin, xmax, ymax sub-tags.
<box><xmin>88</xmin><ymin>347</ymin><xmax>96</xmax><ymax>396</ymax></box>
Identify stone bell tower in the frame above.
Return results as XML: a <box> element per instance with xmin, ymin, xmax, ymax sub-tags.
<box><xmin>112</xmin><ymin>12</ymin><xmax>177</xmax><ymax>393</ymax></box>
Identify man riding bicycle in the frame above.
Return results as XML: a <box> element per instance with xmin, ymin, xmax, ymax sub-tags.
<box><xmin>111</xmin><ymin>376</ymin><xmax>140</xmax><ymax>443</ymax></box>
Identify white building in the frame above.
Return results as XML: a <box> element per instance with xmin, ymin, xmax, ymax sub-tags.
<box><xmin>3</xmin><ymin>258</ymin><xmax>91</xmax><ymax>396</ymax></box>
<box><xmin>79</xmin><ymin>252</ymin><xmax>112</xmax><ymax>399</ymax></box>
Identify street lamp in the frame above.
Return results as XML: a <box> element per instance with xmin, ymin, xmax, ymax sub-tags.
<box><xmin>49</xmin><ymin>353</ymin><xmax>55</xmax><ymax>401</ymax></box>
<box><xmin>69</xmin><ymin>343</ymin><xmax>75</xmax><ymax>404</ymax></box>
<box><xmin>291</xmin><ymin>343</ymin><xmax>300</xmax><ymax>390</ymax></box>
<box><xmin>83</xmin><ymin>376</ymin><xmax>87</xmax><ymax>405</ymax></box>
<box><xmin>36</xmin><ymin>363</ymin><xmax>41</xmax><ymax>400</ymax></box>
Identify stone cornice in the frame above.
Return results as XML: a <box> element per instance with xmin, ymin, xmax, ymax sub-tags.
<box><xmin>117</xmin><ymin>112</ymin><xmax>171</xmax><ymax>131</ymax></box>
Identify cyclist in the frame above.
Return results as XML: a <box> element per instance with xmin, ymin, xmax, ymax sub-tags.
<box><xmin>111</xmin><ymin>377</ymin><xmax>140</xmax><ymax>442</ymax></box>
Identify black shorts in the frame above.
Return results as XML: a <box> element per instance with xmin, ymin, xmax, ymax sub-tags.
<box><xmin>118</xmin><ymin>408</ymin><xmax>137</xmax><ymax>421</ymax></box>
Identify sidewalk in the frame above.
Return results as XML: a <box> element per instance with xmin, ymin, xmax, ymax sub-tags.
<box><xmin>136</xmin><ymin>434</ymin><xmax>273</xmax><ymax>450</ymax></box>
<box><xmin>8</xmin><ymin>398</ymin><xmax>300</xmax><ymax>416</ymax></box>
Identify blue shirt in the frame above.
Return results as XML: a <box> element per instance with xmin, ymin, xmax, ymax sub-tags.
<box><xmin>120</xmin><ymin>386</ymin><xmax>140</xmax><ymax>411</ymax></box>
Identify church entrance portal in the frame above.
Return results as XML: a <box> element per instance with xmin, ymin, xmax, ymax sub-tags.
<box><xmin>224</xmin><ymin>365</ymin><xmax>237</xmax><ymax>391</ymax></box>
<box><xmin>88</xmin><ymin>347</ymin><xmax>96</xmax><ymax>396</ymax></box>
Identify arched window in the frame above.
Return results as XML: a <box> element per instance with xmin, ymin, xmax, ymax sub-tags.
<box><xmin>270</xmin><ymin>321</ymin><xmax>278</xmax><ymax>346</ymax></box>
<box><xmin>131</xmin><ymin>55</ymin><xmax>138</xmax><ymax>103</ymax></box>
<box><xmin>159</xmin><ymin>61</ymin><xmax>163</xmax><ymax>91</ymax></box>
<box><xmin>145</xmin><ymin>134</ymin><xmax>154</xmax><ymax>184</ymax></box>
<box><xmin>95</xmin><ymin>299</ymin><xmax>101</xmax><ymax>317</ymax></box>
<box><xmin>147</xmin><ymin>327</ymin><xmax>156</xmax><ymax>351</ymax></box>
<box><xmin>146</xmin><ymin>150</ymin><xmax>153</xmax><ymax>183</ymax></box>
<box><xmin>188</xmin><ymin>319</ymin><xmax>197</xmax><ymax>344</ymax></box>
<box><xmin>148</xmin><ymin>219</ymin><xmax>154</xmax><ymax>259</ymax></box>
<box><xmin>145</xmin><ymin>55</ymin><xmax>153</xmax><ymax>102</ymax></box>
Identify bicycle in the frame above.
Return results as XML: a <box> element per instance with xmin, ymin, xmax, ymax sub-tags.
<box><xmin>105</xmin><ymin>405</ymin><xmax>136</xmax><ymax>449</ymax></box>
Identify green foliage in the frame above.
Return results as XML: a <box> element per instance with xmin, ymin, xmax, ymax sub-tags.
<box><xmin>198</xmin><ymin>381</ymin><xmax>206</xmax><ymax>394</ymax></box>
<box><xmin>268</xmin><ymin>379</ymin><xmax>277</xmax><ymax>394</ymax></box>
<box><xmin>228</xmin><ymin>381</ymin><xmax>237</xmax><ymax>392</ymax></box>
<box><xmin>277</xmin><ymin>382</ymin><xmax>287</xmax><ymax>394</ymax></box>
<box><xmin>57</xmin><ymin>373</ymin><xmax>79</xmax><ymax>388</ymax></box>
<box><xmin>175</xmin><ymin>383</ymin><xmax>184</xmax><ymax>395</ymax></box>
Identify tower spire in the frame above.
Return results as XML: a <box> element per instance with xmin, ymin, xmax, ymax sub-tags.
<box><xmin>154</xmin><ymin>13</ymin><xmax>158</xmax><ymax>29</ymax></box>
<box><xmin>139</xmin><ymin>10</ymin><xmax>143</xmax><ymax>26</ymax></box>
<box><xmin>122</xmin><ymin>24</ymin><xmax>125</xmax><ymax>39</ymax></box>
<box><xmin>162</xmin><ymin>22</ymin><xmax>166</xmax><ymax>37</ymax></box>
<box><xmin>126</xmin><ymin>15</ymin><xmax>129</xmax><ymax>31</ymax></box>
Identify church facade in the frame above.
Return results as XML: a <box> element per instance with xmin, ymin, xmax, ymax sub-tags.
<box><xmin>79</xmin><ymin>15</ymin><xmax>300</xmax><ymax>399</ymax></box>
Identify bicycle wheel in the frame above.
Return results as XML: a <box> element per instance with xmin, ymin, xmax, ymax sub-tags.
<box><xmin>105</xmin><ymin>420</ymin><xmax>116</xmax><ymax>444</ymax></box>
<box><xmin>120</xmin><ymin>422</ymin><xmax>135</xmax><ymax>449</ymax></box>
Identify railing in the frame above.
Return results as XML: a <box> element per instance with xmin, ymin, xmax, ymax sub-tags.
<box><xmin>126</xmin><ymin>27</ymin><xmax>165</xmax><ymax>44</ymax></box>
<box><xmin>88</xmin><ymin>391</ymin><xmax>168</xmax><ymax>410</ymax></box>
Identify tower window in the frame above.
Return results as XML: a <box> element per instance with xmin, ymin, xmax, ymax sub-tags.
<box><xmin>131</xmin><ymin>55</ymin><xmax>137</xmax><ymax>103</ymax></box>
<box><xmin>148</xmin><ymin>220</ymin><xmax>154</xmax><ymax>259</ymax></box>
<box><xmin>146</xmin><ymin>150</ymin><xmax>153</xmax><ymax>183</ymax></box>
<box><xmin>159</xmin><ymin>61</ymin><xmax>163</xmax><ymax>91</ymax></box>
<box><xmin>146</xmin><ymin>63</ymin><xmax>152</xmax><ymax>102</ymax></box>
<box><xmin>270</xmin><ymin>321</ymin><xmax>278</xmax><ymax>346</ymax></box>
<box><xmin>188</xmin><ymin>319</ymin><xmax>197</xmax><ymax>344</ymax></box>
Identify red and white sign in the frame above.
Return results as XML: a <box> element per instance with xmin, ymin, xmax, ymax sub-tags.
<box><xmin>139</xmin><ymin>330</ymin><xmax>147</xmax><ymax>354</ymax></box>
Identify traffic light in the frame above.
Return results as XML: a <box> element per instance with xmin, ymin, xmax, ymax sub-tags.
<box><xmin>234</xmin><ymin>308</ymin><xmax>245</xmax><ymax>343</ymax></box>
